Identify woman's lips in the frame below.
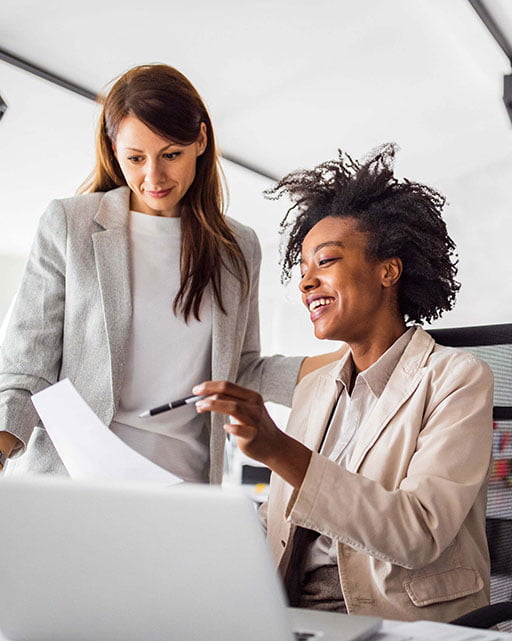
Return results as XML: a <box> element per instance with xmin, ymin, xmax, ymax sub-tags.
<box><xmin>146</xmin><ymin>188</ymin><xmax>172</xmax><ymax>198</ymax></box>
<box><xmin>308</xmin><ymin>297</ymin><xmax>335</xmax><ymax>321</ymax></box>
<box><xmin>310</xmin><ymin>305</ymin><xmax>330</xmax><ymax>322</ymax></box>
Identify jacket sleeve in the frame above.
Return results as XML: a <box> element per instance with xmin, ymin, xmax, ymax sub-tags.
<box><xmin>0</xmin><ymin>200</ymin><xmax>67</xmax><ymax>453</ymax></box>
<box><xmin>285</xmin><ymin>354</ymin><xmax>493</xmax><ymax>569</ymax></box>
<box><xmin>235</xmin><ymin>227</ymin><xmax>304</xmax><ymax>407</ymax></box>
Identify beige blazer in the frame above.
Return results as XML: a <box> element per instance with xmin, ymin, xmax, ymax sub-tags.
<box><xmin>263</xmin><ymin>327</ymin><xmax>493</xmax><ymax>622</ymax></box>
<box><xmin>0</xmin><ymin>187</ymin><xmax>302</xmax><ymax>482</ymax></box>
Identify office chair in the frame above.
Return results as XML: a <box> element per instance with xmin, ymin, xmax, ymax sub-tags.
<box><xmin>450</xmin><ymin>601</ymin><xmax>512</xmax><ymax>629</ymax></box>
<box><xmin>428</xmin><ymin>324</ymin><xmax>512</xmax><ymax>632</ymax></box>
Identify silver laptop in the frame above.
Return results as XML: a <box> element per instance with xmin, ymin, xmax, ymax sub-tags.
<box><xmin>0</xmin><ymin>477</ymin><xmax>381</xmax><ymax>641</ymax></box>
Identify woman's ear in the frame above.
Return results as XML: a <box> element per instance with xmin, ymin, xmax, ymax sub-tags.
<box><xmin>381</xmin><ymin>257</ymin><xmax>402</xmax><ymax>288</ymax></box>
<box><xmin>196</xmin><ymin>122</ymin><xmax>207</xmax><ymax>156</ymax></box>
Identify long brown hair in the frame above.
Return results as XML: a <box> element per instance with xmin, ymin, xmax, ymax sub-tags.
<box><xmin>79</xmin><ymin>64</ymin><xmax>248</xmax><ymax>321</ymax></box>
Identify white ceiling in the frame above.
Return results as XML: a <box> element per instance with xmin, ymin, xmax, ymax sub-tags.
<box><xmin>1</xmin><ymin>0</ymin><xmax>511</xmax><ymax>181</ymax></box>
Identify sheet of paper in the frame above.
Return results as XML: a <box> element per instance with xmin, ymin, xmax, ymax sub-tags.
<box><xmin>32</xmin><ymin>379</ymin><xmax>182</xmax><ymax>486</ymax></box>
<box><xmin>378</xmin><ymin>619</ymin><xmax>512</xmax><ymax>641</ymax></box>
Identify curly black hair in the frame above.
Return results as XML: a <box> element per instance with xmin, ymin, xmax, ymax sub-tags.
<box><xmin>264</xmin><ymin>144</ymin><xmax>460</xmax><ymax>325</ymax></box>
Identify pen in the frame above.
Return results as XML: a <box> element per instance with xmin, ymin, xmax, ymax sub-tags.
<box><xmin>138</xmin><ymin>395</ymin><xmax>206</xmax><ymax>418</ymax></box>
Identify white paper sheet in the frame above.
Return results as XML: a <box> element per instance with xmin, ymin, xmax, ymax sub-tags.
<box><xmin>378</xmin><ymin>619</ymin><xmax>512</xmax><ymax>641</ymax></box>
<box><xmin>32</xmin><ymin>379</ymin><xmax>182</xmax><ymax>486</ymax></box>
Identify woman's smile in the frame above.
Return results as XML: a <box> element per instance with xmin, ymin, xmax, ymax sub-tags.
<box><xmin>306</xmin><ymin>295</ymin><xmax>336</xmax><ymax>321</ymax></box>
<box><xmin>145</xmin><ymin>187</ymin><xmax>173</xmax><ymax>199</ymax></box>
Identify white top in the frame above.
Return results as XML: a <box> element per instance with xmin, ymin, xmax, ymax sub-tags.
<box><xmin>303</xmin><ymin>327</ymin><xmax>414</xmax><ymax>572</ymax></box>
<box><xmin>110</xmin><ymin>211</ymin><xmax>212</xmax><ymax>483</ymax></box>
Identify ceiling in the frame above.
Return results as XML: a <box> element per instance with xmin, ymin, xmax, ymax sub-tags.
<box><xmin>1</xmin><ymin>0</ymin><xmax>512</xmax><ymax>183</ymax></box>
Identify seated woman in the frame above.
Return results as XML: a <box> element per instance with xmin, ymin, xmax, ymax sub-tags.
<box><xmin>194</xmin><ymin>144</ymin><xmax>494</xmax><ymax>623</ymax></box>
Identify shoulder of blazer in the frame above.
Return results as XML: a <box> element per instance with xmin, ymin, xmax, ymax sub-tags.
<box><xmin>427</xmin><ymin>337</ymin><xmax>493</xmax><ymax>384</ymax></box>
<box><xmin>294</xmin><ymin>343</ymin><xmax>351</xmax><ymax>395</ymax></box>
<box><xmin>225</xmin><ymin>216</ymin><xmax>259</xmax><ymax>253</ymax></box>
<box><xmin>380</xmin><ymin>326</ymin><xmax>492</xmax><ymax>400</ymax></box>
<box><xmin>225</xmin><ymin>215</ymin><xmax>258</xmax><ymax>240</ymax></box>
<box><xmin>47</xmin><ymin>187</ymin><xmax>130</xmax><ymax>232</ymax></box>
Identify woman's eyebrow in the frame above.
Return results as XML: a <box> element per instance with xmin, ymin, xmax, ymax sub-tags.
<box><xmin>313</xmin><ymin>241</ymin><xmax>344</xmax><ymax>253</ymax></box>
<box><xmin>122</xmin><ymin>142</ymin><xmax>178</xmax><ymax>153</ymax></box>
<box><xmin>300</xmin><ymin>241</ymin><xmax>344</xmax><ymax>265</ymax></box>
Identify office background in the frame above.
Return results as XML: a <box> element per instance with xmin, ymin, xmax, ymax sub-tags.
<box><xmin>1</xmin><ymin>0</ymin><xmax>512</xmax><ymax>357</ymax></box>
<box><xmin>1</xmin><ymin>2</ymin><xmax>512</xmax><ymax>629</ymax></box>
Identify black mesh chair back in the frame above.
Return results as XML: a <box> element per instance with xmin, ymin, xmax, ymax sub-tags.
<box><xmin>428</xmin><ymin>324</ymin><xmax>512</xmax><ymax>631</ymax></box>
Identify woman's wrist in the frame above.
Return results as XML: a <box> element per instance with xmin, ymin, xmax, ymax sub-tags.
<box><xmin>263</xmin><ymin>431</ymin><xmax>312</xmax><ymax>490</ymax></box>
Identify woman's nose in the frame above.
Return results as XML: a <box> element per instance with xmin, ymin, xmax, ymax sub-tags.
<box><xmin>145</xmin><ymin>160</ymin><xmax>165</xmax><ymax>185</ymax></box>
<box><xmin>299</xmin><ymin>269</ymin><xmax>319</xmax><ymax>293</ymax></box>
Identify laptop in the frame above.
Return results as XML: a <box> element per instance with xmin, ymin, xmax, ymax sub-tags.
<box><xmin>0</xmin><ymin>477</ymin><xmax>381</xmax><ymax>641</ymax></box>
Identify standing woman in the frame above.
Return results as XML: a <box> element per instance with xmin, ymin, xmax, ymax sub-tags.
<box><xmin>0</xmin><ymin>64</ymin><xmax>329</xmax><ymax>483</ymax></box>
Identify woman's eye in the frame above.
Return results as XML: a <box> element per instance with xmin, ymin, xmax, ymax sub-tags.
<box><xmin>127</xmin><ymin>156</ymin><xmax>144</xmax><ymax>163</ymax></box>
<box><xmin>164</xmin><ymin>152</ymin><xmax>181</xmax><ymax>160</ymax></box>
<box><xmin>319</xmin><ymin>257</ymin><xmax>337</xmax><ymax>266</ymax></box>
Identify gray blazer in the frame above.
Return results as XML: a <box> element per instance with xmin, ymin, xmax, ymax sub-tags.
<box><xmin>0</xmin><ymin>187</ymin><xmax>302</xmax><ymax>483</ymax></box>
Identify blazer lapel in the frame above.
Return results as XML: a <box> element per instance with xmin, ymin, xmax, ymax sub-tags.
<box><xmin>209</xmin><ymin>264</ymin><xmax>241</xmax><ymax>483</ymax></box>
<box><xmin>211</xmin><ymin>262</ymin><xmax>240</xmax><ymax>381</ymax></box>
<box><xmin>92</xmin><ymin>187</ymin><xmax>132</xmax><ymax>406</ymax></box>
<box><xmin>302</xmin><ymin>359</ymin><xmax>346</xmax><ymax>452</ymax></box>
<box><xmin>348</xmin><ymin>327</ymin><xmax>435</xmax><ymax>472</ymax></box>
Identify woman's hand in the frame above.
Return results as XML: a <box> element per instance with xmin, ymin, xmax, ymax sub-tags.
<box><xmin>0</xmin><ymin>431</ymin><xmax>21</xmax><ymax>471</ymax></box>
<box><xmin>193</xmin><ymin>381</ymin><xmax>312</xmax><ymax>489</ymax></box>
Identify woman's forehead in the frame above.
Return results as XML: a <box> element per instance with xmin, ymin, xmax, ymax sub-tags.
<box><xmin>301</xmin><ymin>216</ymin><xmax>367</xmax><ymax>255</ymax></box>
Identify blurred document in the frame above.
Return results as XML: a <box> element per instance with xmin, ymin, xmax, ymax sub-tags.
<box><xmin>379</xmin><ymin>619</ymin><xmax>512</xmax><ymax>640</ymax></box>
<box><xmin>32</xmin><ymin>379</ymin><xmax>182</xmax><ymax>486</ymax></box>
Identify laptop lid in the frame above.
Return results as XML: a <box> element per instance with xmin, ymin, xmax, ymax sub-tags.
<box><xmin>0</xmin><ymin>477</ymin><xmax>381</xmax><ymax>641</ymax></box>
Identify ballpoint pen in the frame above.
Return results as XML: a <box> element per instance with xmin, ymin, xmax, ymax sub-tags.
<box><xmin>138</xmin><ymin>394</ymin><xmax>206</xmax><ymax>418</ymax></box>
